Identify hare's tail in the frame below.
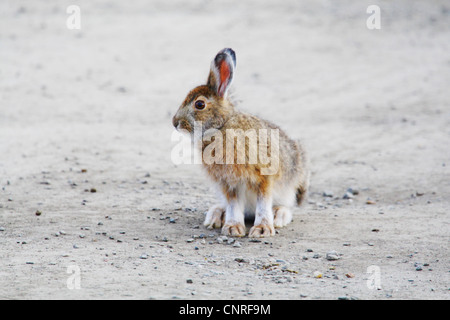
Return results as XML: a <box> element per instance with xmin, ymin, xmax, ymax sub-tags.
<box><xmin>295</xmin><ymin>140</ymin><xmax>310</xmax><ymax>206</ymax></box>
<box><xmin>295</xmin><ymin>185</ymin><xmax>307</xmax><ymax>206</ymax></box>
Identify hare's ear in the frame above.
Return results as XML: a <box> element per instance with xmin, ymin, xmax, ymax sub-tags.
<box><xmin>207</xmin><ymin>48</ymin><xmax>236</xmax><ymax>98</ymax></box>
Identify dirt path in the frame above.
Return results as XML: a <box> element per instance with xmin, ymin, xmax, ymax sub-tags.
<box><xmin>0</xmin><ymin>0</ymin><xmax>449</xmax><ymax>299</ymax></box>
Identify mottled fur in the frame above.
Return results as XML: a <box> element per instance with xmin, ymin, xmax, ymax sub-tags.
<box><xmin>173</xmin><ymin>48</ymin><xmax>309</xmax><ymax>237</ymax></box>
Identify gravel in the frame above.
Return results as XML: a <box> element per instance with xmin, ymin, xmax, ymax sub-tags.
<box><xmin>326</xmin><ymin>251</ymin><xmax>340</xmax><ymax>261</ymax></box>
<box><xmin>343</xmin><ymin>192</ymin><xmax>354</xmax><ymax>200</ymax></box>
<box><xmin>322</xmin><ymin>191</ymin><xmax>334</xmax><ymax>197</ymax></box>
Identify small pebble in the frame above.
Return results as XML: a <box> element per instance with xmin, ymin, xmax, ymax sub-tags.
<box><xmin>343</xmin><ymin>192</ymin><xmax>354</xmax><ymax>200</ymax></box>
<box><xmin>345</xmin><ymin>273</ymin><xmax>355</xmax><ymax>278</ymax></box>
<box><xmin>347</xmin><ymin>187</ymin><xmax>359</xmax><ymax>195</ymax></box>
<box><xmin>35</xmin><ymin>210</ymin><xmax>42</xmax><ymax>216</ymax></box>
<box><xmin>326</xmin><ymin>251</ymin><xmax>339</xmax><ymax>261</ymax></box>
<box><xmin>323</xmin><ymin>191</ymin><xmax>333</xmax><ymax>197</ymax></box>
<box><xmin>140</xmin><ymin>254</ymin><xmax>148</xmax><ymax>259</ymax></box>
<box><xmin>313</xmin><ymin>271</ymin><xmax>323</xmax><ymax>278</ymax></box>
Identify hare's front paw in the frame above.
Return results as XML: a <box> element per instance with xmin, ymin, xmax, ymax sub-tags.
<box><xmin>249</xmin><ymin>224</ymin><xmax>275</xmax><ymax>238</ymax></box>
<box><xmin>204</xmin><ymin>205</ymin><xmax>225</xmax><ymax>229</ymax></box>
<box><xmin>222</xmin><ymin>223</ymin><xmax>246</xmax><ymax>237</ymax></box>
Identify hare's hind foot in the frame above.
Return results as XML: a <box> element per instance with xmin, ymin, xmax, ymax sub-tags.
<box><xmin>273</xmin><ymin>206</ymin><xmax>293</xmax><ymax>228</ymax></box>
<box><xmin>204</xmin><ymin>205</ymin><xmax>225</xmax><ymax>229</ymax></box>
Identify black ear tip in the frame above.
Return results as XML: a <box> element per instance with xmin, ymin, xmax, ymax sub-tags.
<box><xmin>217</xmin><ymin>48</ymin><xmax>236</xmax><ymax>66</ymax></box>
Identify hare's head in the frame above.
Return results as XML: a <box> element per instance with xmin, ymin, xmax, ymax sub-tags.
<box><xmin>173</xmin><ymin>48</ymin><xmax>237</xmax><ymax>135</ymax></box>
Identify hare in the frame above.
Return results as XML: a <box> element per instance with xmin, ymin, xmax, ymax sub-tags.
<box><xmin>172</xmin><ymin>48</ymin><xmax>309</xmax><ymax>237</ymax></box>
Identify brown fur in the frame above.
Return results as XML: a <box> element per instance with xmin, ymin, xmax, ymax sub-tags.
<box><xmin>174</xmin><ymin>88</ymin><xmax>309</xmax><ymax>204</ymax></box>
<box><xmin>173</xmin><ymin>48</ymin><xmax>309</xmax><ymax>237</ymax></box>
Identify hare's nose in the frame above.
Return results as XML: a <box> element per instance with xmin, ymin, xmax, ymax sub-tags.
<box><xmin>172</xmin><ymin>116</ymin><xmax>179</xmax><ymax>129</ymax></box>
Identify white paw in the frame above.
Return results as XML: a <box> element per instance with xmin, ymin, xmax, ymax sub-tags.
<box><xmin>222</xmin><ymin>223</ymin><xmax>246</xmax><ymax>237</ymax></box>
<box><xmin>204</xmin><ymin>205</ymin><xmax>225</xmax><ymax>229</ymax></box>
<box><xmin>249</xmin><ymin>224</ymin><xmax>275</xmax><ymax>238</ymax></box>
<box><xmin>273</xmin><ymin>206</ymin><xmax>292</xmax><ymax>228</ymax></box>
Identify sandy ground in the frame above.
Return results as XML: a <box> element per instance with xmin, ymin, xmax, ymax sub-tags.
<box><xmin>0</xmin><ymin>0</ymin><xmax>449</xmax><ymax>300</ymax></box>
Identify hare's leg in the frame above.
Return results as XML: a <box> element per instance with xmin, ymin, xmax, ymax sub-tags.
<box><xmin>204</xmin><ymin>204</ymin><xmax>225</xmax><ymax>229</ymax></box>
<box><xmin>221</xmin><ymin>187</ymin><xmax>246</xmax><ymax>237</ymax></box>
<box><xmin>273</xmin><ymin>206</ymin><xmax>293</xmax><ymax>228</ymax></box>
<box><xmin>204</xmin><ymin>185</ymin><xmax>227</xmax><ymax>229</ymax></box>
<box><xmin>249</xmin><ymin>193</ymin><xmax>275</xmax><ymax>238</ymax></box>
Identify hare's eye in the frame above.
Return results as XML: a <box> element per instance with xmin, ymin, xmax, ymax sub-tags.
<box><xmin>194</xmin><ymin>100</ymin><xmax>206</xmax><ymax>110</ymax></box>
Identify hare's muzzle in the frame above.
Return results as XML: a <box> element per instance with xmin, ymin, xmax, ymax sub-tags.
<box><xmin>172</xmin><ymin>115</ymin><xmax>192</xmax><ymax>132</ymax></box>
<box><xmin>172</xmin><ymin>115</ymin><xmax>179</xmax><ymax>129</ymax></box>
